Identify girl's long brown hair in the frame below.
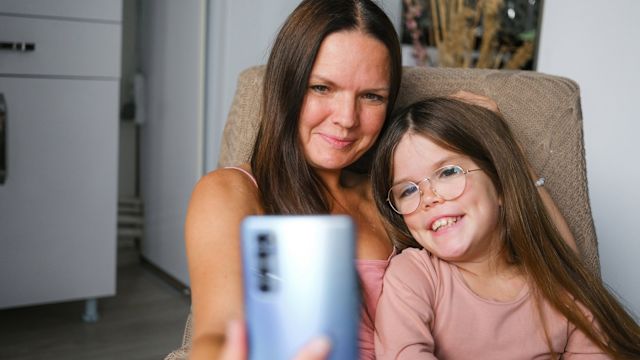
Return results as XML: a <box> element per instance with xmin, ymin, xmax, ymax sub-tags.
<box><xmin>250</xmin><ymin>0</ymin><xmax>402</xmax><ymax>215</ymax></box>
<box><xmin>371</xmin><ymin>97</ymin><xmax>640</xmax><ymax>359</ymax></box>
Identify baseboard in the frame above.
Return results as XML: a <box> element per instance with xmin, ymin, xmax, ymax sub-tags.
<box><xmin>139</xmin><ymin>256</ymin><xmax>191</xmax><ymax>297</ymax></box>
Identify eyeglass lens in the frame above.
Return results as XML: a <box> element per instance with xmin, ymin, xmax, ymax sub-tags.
<box><xmin>388</xmin><ymin>165</ymin><xmax>468</xmax><ymax>214</ymax></box>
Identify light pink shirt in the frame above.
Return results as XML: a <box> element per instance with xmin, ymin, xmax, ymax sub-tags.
<box><xmin>375</xmin><ymin>248</ymin><xmax>608</xmax><ymax>359</ymax></box>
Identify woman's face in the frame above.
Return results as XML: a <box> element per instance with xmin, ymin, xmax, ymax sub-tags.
<box><xmin>392</xmin><ymin>133</ymin><xmax>503</xmax><ymax>265</ymax></box>
<box><xmin>298</xmin><ymin>30</ymin><xmax>391</xmax><ymax>172</ymax></box>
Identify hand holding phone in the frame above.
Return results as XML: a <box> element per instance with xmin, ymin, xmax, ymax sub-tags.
<box><xmin>219</xmin><ymin>320</ymin><xmax>332</xmax><ymax>360</ymax></box>
<box><xmin>241</xmin><ymin>215</ymin><xmax>360</xmax><ymax>360</ymax></box>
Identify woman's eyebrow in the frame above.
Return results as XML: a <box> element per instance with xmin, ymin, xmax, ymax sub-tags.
<box><xmin>308</xmin><ymin>74</ymin><xmax>389</xmax><ymax>92</ymax></box>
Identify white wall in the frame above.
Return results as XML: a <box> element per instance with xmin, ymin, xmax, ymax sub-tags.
<box><xmin>138</xmin><ymin>0</ymin><xmax>206</xmax><ymax>284</ymax></box>
<box><xmin>204</xmin><ymin>0</ymin><xmax>301</xmax><ymax>172</ymax></box>
<box><xmin>537</xmin><ymin>1</ymin><xmax>640</xmax><ymax>317</ymax></box>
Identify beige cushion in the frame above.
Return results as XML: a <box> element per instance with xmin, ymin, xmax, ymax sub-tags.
<box><xmin>166</xmin><ymin>65</ymin><xmax>600</xmax><ymax>359</ymax></box>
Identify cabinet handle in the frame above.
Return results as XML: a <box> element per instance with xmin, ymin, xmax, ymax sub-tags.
<box><xmin>0</xmin><ymin>93</ymin><xmax>6</xmax><ymax>185</ymax></box>
<box><xmin>0</xmin><ymin>41</ymin><xmax>36</xmax><ymax>52</ymax></box>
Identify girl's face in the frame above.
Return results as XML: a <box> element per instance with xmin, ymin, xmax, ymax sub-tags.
<box><xmin>298</xmin><ymin>30</ymin><xmax>390</xmax><ymax>172</ymax></box>
<box><xmin>392</xmin><ymin>133</ymin><xmax>503</xmax><ymax>265</ymax></box>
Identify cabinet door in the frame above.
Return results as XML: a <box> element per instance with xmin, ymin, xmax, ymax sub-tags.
<box><xmin>0</xmin><ymin>15</ymin><xmax>121</xmax><ymax>78</ymax></box>
<box><xmin>0</xmin><ymin>77</ymin><xmax>118</xmax><ymax>309</ymax></box>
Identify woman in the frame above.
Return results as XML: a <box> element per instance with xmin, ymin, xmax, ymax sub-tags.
<box><xmin>371</xmin><ymin>98</ymin><xmax>640</xmax><ymax>359</ymax></box>
<box><xmin>187</xmin><ymin>1</ymin><xmax>400</xmax><ymax>358</ymax></box>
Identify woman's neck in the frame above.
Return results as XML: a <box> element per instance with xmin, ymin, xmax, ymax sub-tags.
<box><xmin>314</xmin><ymin>168</ymin><xmax>345</xmax><ymax>193</ymax></box>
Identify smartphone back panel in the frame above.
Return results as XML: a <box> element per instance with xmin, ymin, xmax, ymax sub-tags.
<box><xmin>241</xmin><ymin>215</ymin><xmax>360</xmax><ymax>360</ymax></box>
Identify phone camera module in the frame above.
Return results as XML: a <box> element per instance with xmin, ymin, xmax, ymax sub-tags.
<box><xmin>255</xmin><ymin>232</ymin><xmax>277</xmax><ymax>293</ymax></box>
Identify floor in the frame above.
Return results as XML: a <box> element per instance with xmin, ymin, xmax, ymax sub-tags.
<box><xmin>0</xmin><ymin>242</ymin><xmax>191</xmax><ymax>360</ymax></box>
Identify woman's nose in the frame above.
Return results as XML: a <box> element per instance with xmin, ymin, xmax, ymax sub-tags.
<box><xmin>332</xmin><ymin>94</ymin><xmax>358</xmax><ymax>128</ymax></box>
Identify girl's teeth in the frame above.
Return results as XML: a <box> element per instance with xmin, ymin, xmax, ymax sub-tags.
<box><xmin>432</xmin><ymin>217</ymin><xmax>459</xmax><ymax>231</ymax></box>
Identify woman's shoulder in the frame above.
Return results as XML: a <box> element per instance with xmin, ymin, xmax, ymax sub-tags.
<box><xmin>190</xmin><ymin>163</ymin><xmax>261</xmax><ymax>212</ymax></box>
<box><xmin>197</xmin><ymin>163</ymin><xmax>256</xmax><ymax>190</ymax></box>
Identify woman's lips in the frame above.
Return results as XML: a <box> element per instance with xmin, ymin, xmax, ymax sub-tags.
<box><xmin>320</xmin><ymin>134</ymin><xmax>355</xmax><ymax>149</ymax></box>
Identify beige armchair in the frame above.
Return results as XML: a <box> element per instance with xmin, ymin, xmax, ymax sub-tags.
<box><xmin>165</xmin><ymin>66</ymin><xmax>599</xmax><ymax>359</ymax></box>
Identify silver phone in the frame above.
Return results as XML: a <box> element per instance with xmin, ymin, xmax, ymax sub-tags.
<box><xmin>241</xmin><ymin>215</ymin><xmax>360</xmax><ymax>360</ymax></box>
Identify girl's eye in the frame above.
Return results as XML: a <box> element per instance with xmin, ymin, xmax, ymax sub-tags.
<box><xmin>399</xmin><ymin>184</ymin><xmax>419</xmax><ymax>199</ymax></box>
<box><xmin>310</xmin><ymin>85</ymin><xmax>329</xmax><ymax>93</ymax></box>
<box><xmin>438</xmin><ymin>166</ymin><xmax>464</xmax><ymax>179</ymax></box>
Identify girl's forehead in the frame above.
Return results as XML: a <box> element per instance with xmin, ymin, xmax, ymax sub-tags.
<box><xmin>392</xmin><ymin>133</ymin><xmax>471</xmax><ymax>179</ymax></box>
<box><xmin>394</xmin><ymin>133</ymin><xmax>455</xmax><ymax>163</ymax></box>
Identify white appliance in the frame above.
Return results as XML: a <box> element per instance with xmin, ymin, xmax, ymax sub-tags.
<box><xmin>0</xmin><ymin>0</ymin><xmax>122</xmax><ymax>315</ymax></box>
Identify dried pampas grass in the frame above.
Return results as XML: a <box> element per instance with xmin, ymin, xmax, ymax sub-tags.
<box><xmin>405</xmin><ymin>0</ymin><xmax>535</xmax><ymax>69</ymax></box>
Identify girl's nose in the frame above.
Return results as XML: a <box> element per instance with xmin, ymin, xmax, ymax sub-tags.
<box><xmin>420</xmin><ymin>181</ymin><xmax>444</xmax><ymax>209</ymax></box>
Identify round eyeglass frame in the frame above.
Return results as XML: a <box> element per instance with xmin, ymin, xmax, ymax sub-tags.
<box><xmin>386</xmin><ymin>165</ymin><xmax>482</xmax><ymax>215</ymax></box>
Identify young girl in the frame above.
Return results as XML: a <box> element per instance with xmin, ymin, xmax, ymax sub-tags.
<box><xmin>371</xmin><ymin>97</ymin><xmax>640</xmax><ymax>359</ymax></box>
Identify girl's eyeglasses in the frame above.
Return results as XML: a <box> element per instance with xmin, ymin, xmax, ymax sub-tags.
<box><xmin>387</xmin><ymin>165</ymin><xmax>482</xmax><ymax>215</ymax></box>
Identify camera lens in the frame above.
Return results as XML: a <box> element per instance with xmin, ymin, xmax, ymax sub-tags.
<box><xmin>259</xmin><ymin>283</ymin><xmax>270</xmax><ymax>292</ymax></box>
<box><xmin>257</xmin><ymin>234</ymin><xmax>268</xmax><ymax>243</ymax></box>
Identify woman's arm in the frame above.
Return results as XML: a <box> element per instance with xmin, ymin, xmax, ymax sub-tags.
<box><xmin>186</xmin><ymin>168</ymin><xmax>261</xmax><ymax>360</ymax></box>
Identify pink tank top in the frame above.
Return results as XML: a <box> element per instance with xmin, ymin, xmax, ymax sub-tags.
<box><xmin>356</xmin><ymin>254</ymin><xmax>394</xmax><ymax>360</ymax></box>
<box><xmin>225</xmin><ymin>166</ymin><xmax>393</xmax><ymax>359</ymax></box>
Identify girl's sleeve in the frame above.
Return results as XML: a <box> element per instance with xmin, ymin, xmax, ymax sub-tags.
<box><xmin>374</xmin><ymin>250</ymin><xmax>439</xmax><ymax>359</ymax></box>
<box><xmin>563</xmin><ymin>306</ymin><xmax>610</xmax><ymax>359</ymax></box>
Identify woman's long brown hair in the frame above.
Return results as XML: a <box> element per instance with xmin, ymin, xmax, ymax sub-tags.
<box><xmin>250</xmin><ymin>0</ymin><xmax>402</xmax><ymax>215</ymax></box>
<box><xmin>371</xmin><ymin>97</ymin><xmax>640</xmax><ymax>358</ymax></box>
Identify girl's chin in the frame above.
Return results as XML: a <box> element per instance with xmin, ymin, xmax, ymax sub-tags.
<box><xmin>420</xmin><ymin>239</ymin><xmax>468</xmax><ymax>260</ymax></box>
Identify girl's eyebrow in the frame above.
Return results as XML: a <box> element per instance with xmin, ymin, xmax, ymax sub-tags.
<box><xmin>432</xmin><ymin>155</ymin><xmax>468</xmax><ymax>170</ymax></box>
<box><xmin>392</xmin><ymin>155</ymin><xmax>469</xmax><ymax>183</ymax></box>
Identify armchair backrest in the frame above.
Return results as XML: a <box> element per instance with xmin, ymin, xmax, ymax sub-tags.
<box><xmin>164</xmin><ymin>65</ymin><xmax>600</xmax><ymax>360</ymax></box>
<box><xmin>219</xmin><ymin>65</ymin><xmax>599</xmax><ymax>274</ymax></box>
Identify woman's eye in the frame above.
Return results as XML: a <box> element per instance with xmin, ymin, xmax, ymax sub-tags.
<box><xmin>363</xmin><ymin>93</ymin><xmax>384</xmax><ymax>102</ymax></box>
<box><xmin>310</xmin><ymin>85</ymin><xmax>329</xmax><ymax>93</ymax></box>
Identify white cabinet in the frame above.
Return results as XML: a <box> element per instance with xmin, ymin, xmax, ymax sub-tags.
<box><xmin>0</xmin><ymin>0</ymin><xmax>121</xmax><ymax>21</ymax></box>
<box><xmin>0</xmin><ymin>16</ymin><xmax>120</xmax><ymax>77</ymax></box>
<box><xmin>0</xmin><ymin>1</ymin><xmax>121</xmax><ymax>309</ymax></box>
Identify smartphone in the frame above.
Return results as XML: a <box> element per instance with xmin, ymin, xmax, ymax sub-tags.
<box><xmin>241</xmin><ymin>215</ymin><xmax>360</xmax><ymax>360</ymax></box>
